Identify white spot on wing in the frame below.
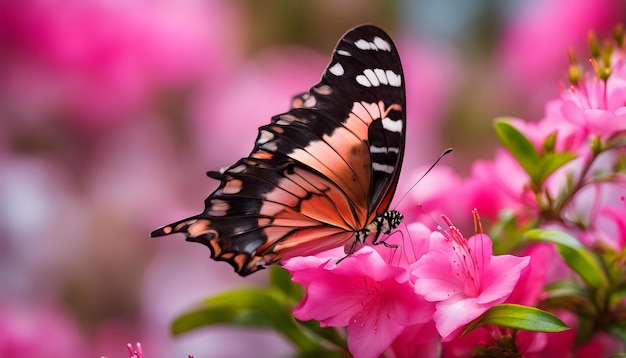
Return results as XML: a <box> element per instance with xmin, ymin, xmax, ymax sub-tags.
<box><xmin>354</xmin><ymin>39</ymin><xmax>373</xmax><ymax>50</ymax></box>
<box><xmin>363</xmin><ymin>69</ymin><xmax>380</xmax><ymax>87</ymax></box>
<box><xmin>230</xmin><ymin>164</ymin><xmax>246</xmax><ymax>173</ymax></box>
<box><xmin>372</xmin><ymin>162</ymin><xmax>395</xmax><ymax>173</ymax></box>
<box><xmin>373</xmin><ymin>37</ymin><xmax>391</xmax><ymax>51</ymax></box>
<box><xmin>374</xmin><ymin>69</ymin><xmax>388</xmax><ymax>85</ymax></box>
<box><xmin>356</xmin><ymin>75</ymin><xmax>371</xmax><ymax>87</ymax></box>
<box><xmin>257</xmin><ymin>130</ymin><xmax>274</xmax><ymax>145</ymax></box>
<box><xmin>382</xmin><ymin>117</ymin><xmax>403</xmax><ymax>133</ymax></box>
<box><xmin>260</xmin><ymin>141</ymin><xmax>278</xmax><ymax>151</ymax></box>
<box><xmin>386</xmin><ymin>70</ymin><xmax>402</xmax><ymax>87</ymax></box>
<box><xmin>303</xmin><ymin>95</ymin><xmax>316</xmax><ymax>107</ymax></box>
<box><xmin>329</xmin><ymin>62</ymin><xmax>344</xmax><ymax>76</ymax></box>
<box><xmin>209</xmin><ymin>199</ymin><xmax>229</xmax><ymax>216</ymax></box>
<box><xmin>337</xmin><ymin>49</ymin><xmax>351</xmax><ymax>56</ymax></box>
<box><xmin>354</xmin><ymin>37</ymin><xmax>392</xmax><ymax>51</ymax></box>
<box><xmin>370</xmin><ymin>145</ymin><xmax>400</xmax><ymax>154</ymax></box>
<box><xmin>275</xmin><ymin>113</ymin><xmax>307</xmax><ymax>126</ymax></box>
<box><xmin>357</xmin><ymin>69</ymin><xmax>401</xmax><ymax>88</ymax></box>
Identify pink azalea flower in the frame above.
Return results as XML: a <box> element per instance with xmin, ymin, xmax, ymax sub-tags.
<box><xmin>550</xmin><ymin>49</ymin><xmax>626</xmax><ymax>145</ymax></box>
<box><xmin>506</xmin><ymin>243</ymin><xmax>549</xmax><ymax>307</ymax></box>
<box><xmin>509</xmin><ymin>46</ymin><xmax>626</xmax><ymax>154</ymax></box>
<box><xmin>396</xmin><ymin>165</ymin><xmax>469</xmax><ymax>227</ymax></box>
<box><xmin>464</xmin><ymin>149</ymin><xmax>536</xmax><ymax>220</ymax></box>
<box><xmin>366</xmin><ymin>221</ymin><xmax>435</xmax><ymax>271</ymax></box>
<box><xmin>283</xmin><ymin>247</ymin><xmax>435</xmax><ymax>358</ymax></box>
<box><xmin>597</xmin><ymin>198</ymin><xmax>626</xmax><ymax>249</ymax></box>
<box><xmin>388</xmin><ymin>320</ymin><xmax>440</xmax><ymax>358</ymax></box>
<box><xmin>412</xmin><ymin>213</ymin><xmax>530</xmax><ymax>341</ymax></box>
<box><xmin>576</xmin><ymin>190</ymin><xmax>626</xmax><ymax>250</ymax></box>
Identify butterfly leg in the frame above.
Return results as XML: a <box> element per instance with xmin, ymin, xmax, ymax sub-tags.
<box><xmin>336</xmin><ymin>210</ymin><xmax>404</xmax><ymax>264</ymax></box>
<box><xmin>336</xmin><ymin>228</ymin><xmax>370</xmax><ymax>264</ymax></box>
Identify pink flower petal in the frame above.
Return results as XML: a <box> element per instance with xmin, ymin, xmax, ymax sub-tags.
<box><xmin>285</xmin><ymin>246</ymin><xmax>434</xmax><ymax>358</ymax></box>
<box><xmin>432</xmin><ymin>295</ymin><xmax>488</xmax><ymax>341</ymax></box>
<box><xmin>478</xmin><ymin>254</ymin><xmax>531</xmax><ymax>305</ymax></box>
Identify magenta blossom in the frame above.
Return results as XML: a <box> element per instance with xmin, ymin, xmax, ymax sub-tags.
<box><xmin>464</xmin><ymin>149</ymin><xmax>537</xmax><ymax>221</ymax></box>
<box><xmin>558</xmin><ymin>49</ymin><xmax>626</xmax><ymax>138</ymax></box>
<box><xmin>508</xmin><ymin>46</ymin><xmax>626</xmax><ymax>154</ymax></box>
<box><xmin>412</xmin><ymin>213</ymin><xmax>530</xmax><ymax>341</ymax></box>
<box><xmin>283</xmin><ymin>246</ymin><xmax>435</xmax><ymax>358</ymax></box>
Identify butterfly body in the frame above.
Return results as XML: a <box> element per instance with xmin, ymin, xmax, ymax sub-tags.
<box><xmin>151</xmin><ymin>25</ymin><xmax>406</xmax><ymax>276</ymax></box>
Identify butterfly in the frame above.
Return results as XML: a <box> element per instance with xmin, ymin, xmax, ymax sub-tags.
<box><xmin>151</xmin><ymin>25</ymin><xmax>406</xmax><ymax>276</ymax></box>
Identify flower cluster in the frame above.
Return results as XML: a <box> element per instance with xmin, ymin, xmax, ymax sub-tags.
<box><xmin>284</xmin><ymin>211</ymin><xmax>531</xmax><ymax>358</ymax></box>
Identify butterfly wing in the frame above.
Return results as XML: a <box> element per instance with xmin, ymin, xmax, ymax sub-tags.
<box><xmin>294</xmin><ymin>25</ymin><xmax>406</xmax><ymax>221</ymax></box>
<box><xmin>151</xmin><ymin>25</ymin><xmax>406</xmax><ymax>276</ymax></box>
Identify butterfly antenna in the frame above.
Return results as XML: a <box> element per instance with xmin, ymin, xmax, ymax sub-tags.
<box><xmin>394</xmin><ymin>148</ymin><xmax>453</xmax><ymax>208</ymax></box>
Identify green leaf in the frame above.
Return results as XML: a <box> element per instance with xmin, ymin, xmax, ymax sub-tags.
<box><xmin>171</xmin><ymin>288</ymin><xmax>319</xmax><ymax>351</ymax></box>
<box><xmin>269</xmin><ymin>266</ymin><xmax>302</xmax><ymax>300</ymax></box>
<box><xmin>525</xmin><ymin>229</ymin><xmax>608</xmax><ymax>289</ymax></box>
<box><xmin>543</xmin><ymin>279</ymin><xmax>587</xmax><ymax>299</ymax></box>
<box><xmin>534</xmin><ymin>152</ymin><xmax>577</xmax><ymax>187</ymax></box>
<box><xmin>494</xmin><ymin>119</ymin><xmax>540</xmax><ymax>180</ymax></box>
<box><xmin>494</xmin><ymin>119</ymin><xmax>577</xmax><ymax>187</ymax></box>
<box><xmin>542</xmin><ymin>131</ymin><xmax>558</xmax><ymax>153</ymax></box>
<box><xmin>297</xmin><ymin>319</ymin><xmax>348</xmax><ymax>351</ymax></box>
<box><xmin>463</xmin><ymin>304</ymin><xmax>569</xmax><ymax>335</ymax></box>
<box><xmin>293</xmin><ymin>350</ymin><xmax>345</xmax><ymax>358</ymax></box>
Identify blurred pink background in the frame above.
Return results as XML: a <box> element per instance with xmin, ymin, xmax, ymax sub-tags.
<box><xmin>1</xmin><ymin>1</ymin><xmax>624</xmax><ymax>357</ymax></box>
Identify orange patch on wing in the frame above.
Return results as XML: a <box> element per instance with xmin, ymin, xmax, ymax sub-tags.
<box><xmin>251</xmin><ymin>151</ymin><xmax>274</xmax><ymax>160</ymax></box>
<box><xmin>272</xmin><ymin>227</ymin><xmax>354</xmax><ymax>259</ymax></box>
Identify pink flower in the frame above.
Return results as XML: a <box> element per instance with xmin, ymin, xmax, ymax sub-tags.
<box><xmin>579</xmin><ymin>191</ymin><xmax>626</xmax><ymax>250</ymax></box>
<box><xmin>397</xmin><ymin>165</ymin><xmax>468</xmax><ymax>226</ymax></box>
<box><xmin>412</xmin><ymin>213</ymin><xmax>530</xmax><ymax>341</ymax></box>
<box><xmin>598</xmin><ymin>199</ymin><xmax>626</xmax><ymax>249</ymax></box>
<box><xmin>367</xmin><ymin>221</ymin><xmax>435</xmax><ymax>271</ymax></box>
<box><xmin>557</xmin><ymin>51</ymin><xmax>626</xmax><ymax>140</ymax></box>
<box><xmin>388</xmin><ymin>321</ymin><xmax>440</xmax><ymax>358</ymax></box>
<box><xmin>464</xmin><ymin>149</ymin><xmax>536</xmax><ymax>220</ymax></box>
<box><xmin>284</xmin><ymin>247</ymin><xmax>435</xmax><ymax>358</ymax></box>
<box><xmin>508</xmin><ymin>45</ymin><xmax>626</xmax><ymax>154</ymax></box>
